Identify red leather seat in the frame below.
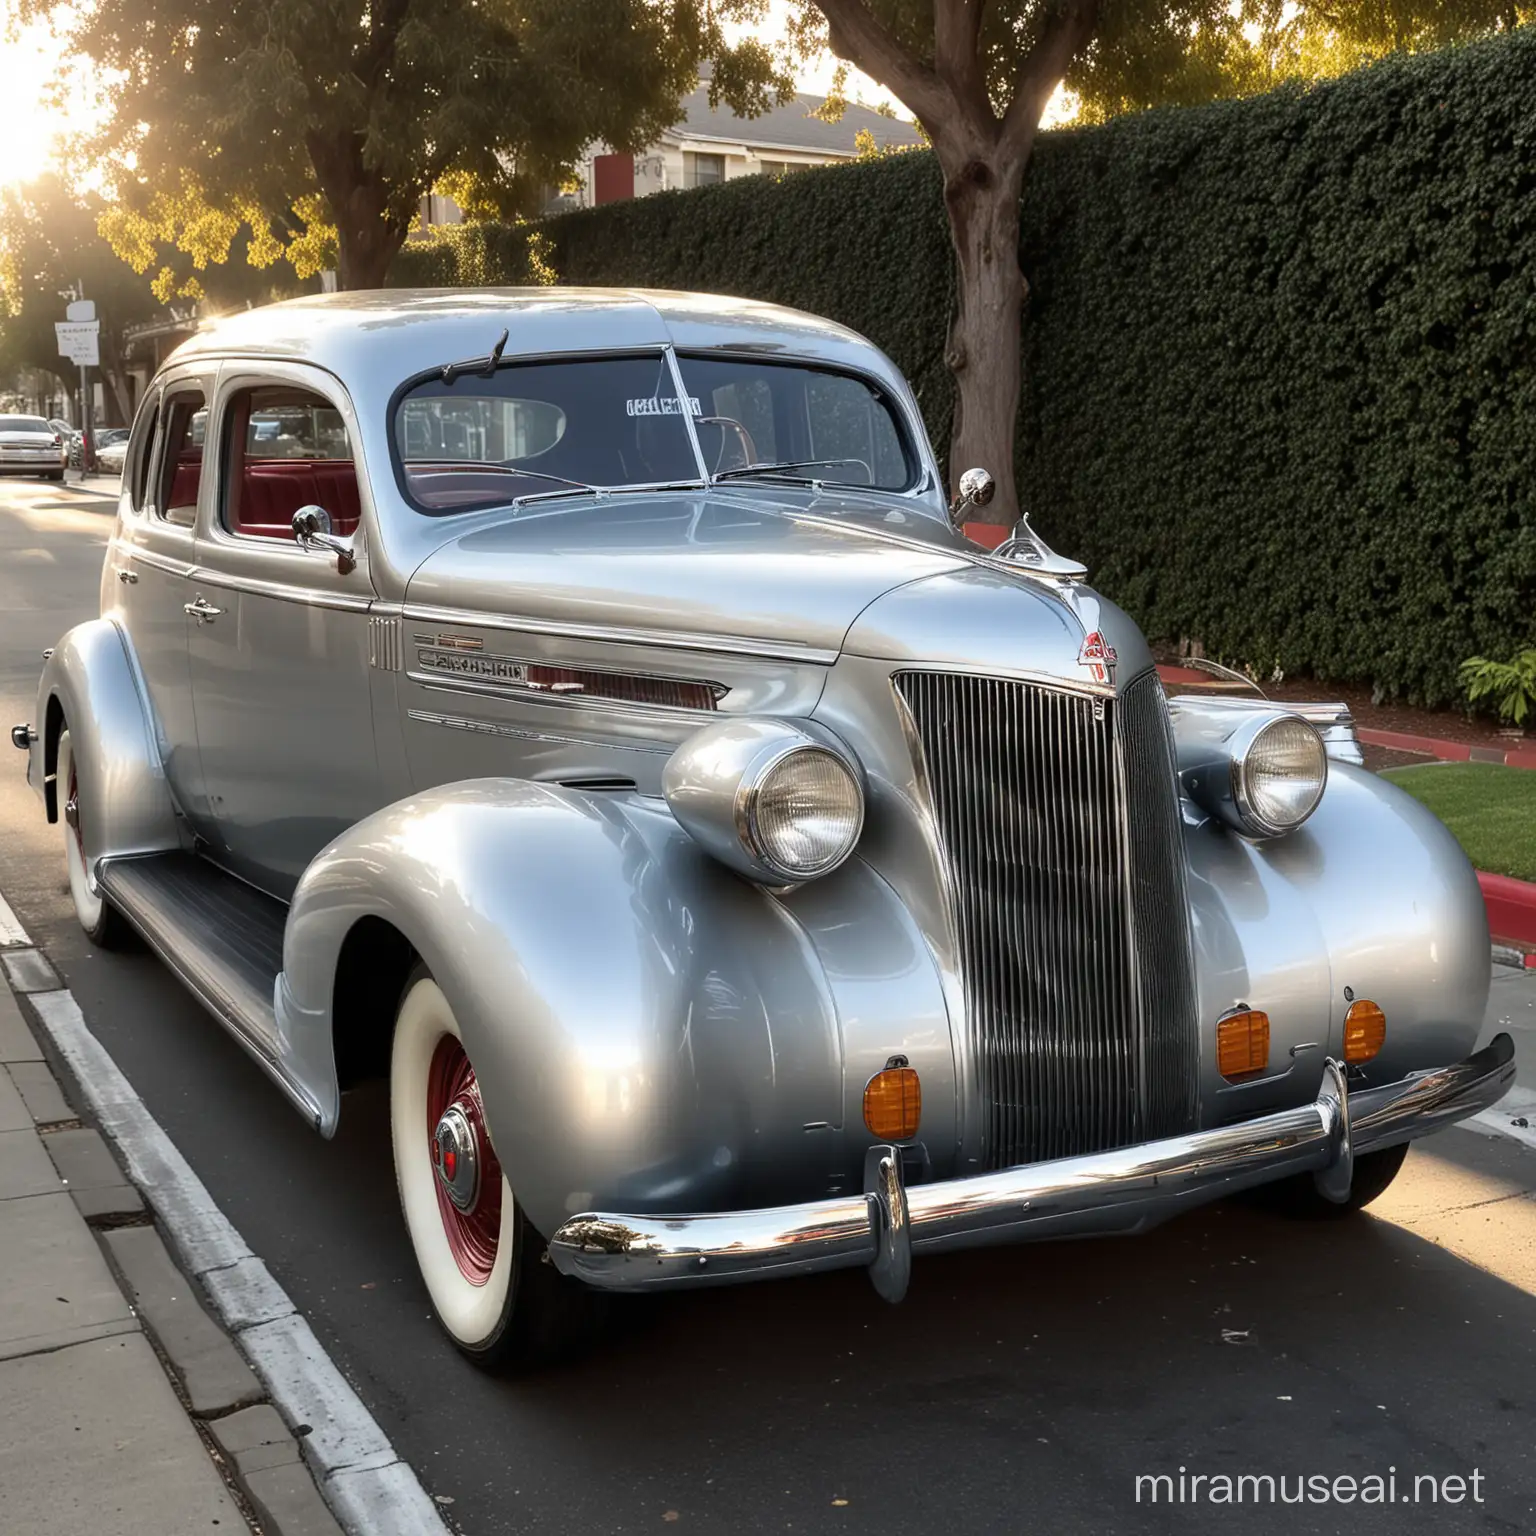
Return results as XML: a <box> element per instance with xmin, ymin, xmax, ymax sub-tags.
<box><xmin>167</xmin><ymin>449</ymin><xmax>202</xmax><ymax>512</ymax></box>
<box><xmin>231</xmin><ymin>460</ymin><xmax>361</xmax><ymax>539</ymax></box>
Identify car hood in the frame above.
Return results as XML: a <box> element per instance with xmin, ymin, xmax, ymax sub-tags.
<box><xmin>403</xmin><ymin>491</ymin><xmax>975</xmax><ymax>657</ymax></box>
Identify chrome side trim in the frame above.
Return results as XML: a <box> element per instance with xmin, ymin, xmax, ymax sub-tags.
<box><xmin>405</xmin><ymin>670</ymin><xmax>720</xmax><ymax>725</ymax></box>
<box><xmin>406</xmin><ymin>707</ymin><xmax>669</xmax><ymax>754</ymax></box>
<box><xmin>124</xmin><ymin>546</ymin><xmax>196</xmax><ymax>579</ymax></box>
<box><xmin>369</xmin><ymin>615</ymin><xmax>403</xmax><ymax>671</ymax></box>
<box><xmin>190</xmin><ymin>567</ymin><xmax>374</xmax><ymax>612</ymax></box>
<box><xmin>401</xmin><ymin>603</ymin><xmax>840</xmax><ymax>665</ymax></box>
<box><xmin>548</xmin><ymin>1035</ymin><xmax>1516</xmax><ymax>1294</ymax></box>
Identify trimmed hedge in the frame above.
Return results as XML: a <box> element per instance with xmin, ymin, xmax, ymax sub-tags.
<box><xmin>397</xmin><ymin>29</ymin><xmax>1536</xmax><ymax>706</ymax></box>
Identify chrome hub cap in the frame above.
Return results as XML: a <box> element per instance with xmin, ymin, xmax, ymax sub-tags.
<box><xmin>432</xmin><ymin>1104</ymin><xmax>480</xmax><ymax>1212</ymax></box>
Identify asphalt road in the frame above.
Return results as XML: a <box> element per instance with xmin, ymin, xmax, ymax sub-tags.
<box><xmin>2</xmin><ymin>474</ymin><xmax>1535</xmax><ymax>1535</ymax></box>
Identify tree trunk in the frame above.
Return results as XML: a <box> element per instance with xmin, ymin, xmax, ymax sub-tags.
<box><xmin>307</xmin><ymin>131</ymin><xmax>411</xmax><ymax>290</ymax></box>
<box><xmin>334</xmin><ymin>216</ymin><xmax>409</xmax><ymax>290</ymax></box>
<box><xmin>939</xmin><ymin>150</ymin><xmax>1027</xmax><ymax>526</ymax></box>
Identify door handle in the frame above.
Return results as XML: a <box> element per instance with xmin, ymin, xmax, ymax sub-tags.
<box><xmin>115</xmin><ymin>567</ymin><xmax>137</xmax><ymax>584</ymax></box>
<box><xmin>183</xmin><ymin>597</ymin><xmax>223</xmax><ymax>623</ymax></box>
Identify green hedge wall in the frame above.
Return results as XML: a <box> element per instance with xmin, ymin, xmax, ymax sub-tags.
<box><xmin>1016</xmin><ymin>31</ymin><xmax>1536</xmax><ymax>708</ymax></box>
<box><xmin>398</xmin><ymin>29</ymin><xmax>1536</xmax><ymax>706</ymax></box>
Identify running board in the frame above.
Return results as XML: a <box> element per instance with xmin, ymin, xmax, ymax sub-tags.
<box><xmin>96</xmin><ymin>852</ymin><xmax>323</xmax><ymax>1129</ymax></box>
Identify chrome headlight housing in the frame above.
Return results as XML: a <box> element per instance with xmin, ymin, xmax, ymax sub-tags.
<box><xmin>1180</xmin><ymin>708</ymin><xmax>1328</xmax><ymax>838</ymax></box>
<box><xmin>1231</xmin><ymin>714</ymin><xmax>1328</xmax><ymax>835</ymax></box>
<box><xmin>663</xmin><ymin>719</ymin><xmax>865</xmax><ymax>884</ymax></box>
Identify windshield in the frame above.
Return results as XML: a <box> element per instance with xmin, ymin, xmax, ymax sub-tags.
<box><xmin>675</xmin><ymin>354</ymin><xmax>914</xmax><ymax>491</ymax></box>
<box><xmin>395</xmin><ymin>352</ymin><xmax>700</xmax><ymax>514</ymax></box>
<box><xmin>392</xmin><ymin>348</ymin><xmax>918</xmax><ymax>515</ymax></box>
<box><xmin>0</xmin><ymin>416</ymin><xmax>52</xmax><ymax>434</ymax></box>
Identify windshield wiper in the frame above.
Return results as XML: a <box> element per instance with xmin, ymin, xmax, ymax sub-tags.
<box><xmin>713</xmin><ymin>457</ymin><xmax>870</xmax><ymax>485</ymax></box>
<box><xmin>439</xmin><ymin>327</ymin><xmax>509</xmax><ymax>384</ymax></box>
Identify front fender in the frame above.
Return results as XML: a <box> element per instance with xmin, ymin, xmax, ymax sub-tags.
<box><xmin>31</xmin><ymin>620</ymin><xmax>179</xmax><ymax>870</ymax></box>
<box><xmin>1187</xmin><ymin>762</ymin><xmax>1490</xmax><ymax>1119</ymax></box>
<box><xmin>277</xmin><ymin>781</ymin><xmax>857</xmax><ymax>1239</ymax></box>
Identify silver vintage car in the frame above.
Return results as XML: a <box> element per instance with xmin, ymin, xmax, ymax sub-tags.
<box><xmin>13</xmin><ymin>290</ymin><xmax>1514</xmax><ymax>1368</ymax></box>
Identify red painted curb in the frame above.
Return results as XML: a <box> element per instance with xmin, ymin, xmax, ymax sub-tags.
<box><xmin>1479</xmin><ymin>871</ymin><xmax>1536</xmax><ymax>948</ymax></box>
<box><xmin>1359</xmin><ymin>727</ymin><xmax>1472</xmax><ymax>761</ymax></box>
<box><xmin>961</xmin><ymin>521</ymin><xmax>1010</xmax><ymax>550</ymax></box>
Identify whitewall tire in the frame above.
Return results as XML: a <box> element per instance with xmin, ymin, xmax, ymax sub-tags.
<box><xmin>390</xmin><ymin>966</ymin><xmax>604</xmax><ymax>1369</ymax></box>
<box><xmin>57</xmin><ymin>728</ymin><xmax>127</xmax><ymax>948</ymax></box>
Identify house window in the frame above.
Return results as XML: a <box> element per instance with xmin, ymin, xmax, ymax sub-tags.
<box><xmin>685</xmin><ymin>152</ymin><xmax>726</xmax><ymax>189</ymax></box>
<box><xmin>759</xmin><ymin>160</ymin><xmax>790</xmax><ymax>178</ymax></box>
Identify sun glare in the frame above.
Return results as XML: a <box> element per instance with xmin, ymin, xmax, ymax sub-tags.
<box><xmin>0</xmin><ymin>12</ymin><xmax>102</xmax><ymax>192</ymax></box>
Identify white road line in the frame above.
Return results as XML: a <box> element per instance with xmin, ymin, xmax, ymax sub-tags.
<box><xmin>0</xmin><ymin>888</ymin><xmax>29</xmax><ymax>947</ymax></box>
<box><xmin>23</xmin><ymin>982</ymin><xmax>449</xmax><ymax>1536</ymax></box>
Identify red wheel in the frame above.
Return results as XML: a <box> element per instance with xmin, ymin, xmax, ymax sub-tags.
<box><xmin>425</xmin><ymin>1034</ymin><xmax>504</xmax><ymax>1287</ymax></box>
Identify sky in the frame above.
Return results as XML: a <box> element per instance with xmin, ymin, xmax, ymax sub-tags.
<box><xmin>0</xmin><ymin>2</ymin><xmax>1070</xmax><ymax>195</ymax></box>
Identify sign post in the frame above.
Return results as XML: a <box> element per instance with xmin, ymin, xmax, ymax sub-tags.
<box><xmin>56</xmin><ymin>302</ymin><xmax>100</xmax><ymax>476</ymax></box>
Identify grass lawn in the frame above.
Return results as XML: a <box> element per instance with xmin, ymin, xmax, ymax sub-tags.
<box><xmin>1381</xmin><ymin>762</ymin><xmax>1536</xmax><ymax>883</ymax></box>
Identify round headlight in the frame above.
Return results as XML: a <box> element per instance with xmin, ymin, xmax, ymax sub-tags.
<box><xmin>663</xmin><ymin>718</ymin><xmax>866</xmax><ymax>885</ymax></box>
<box><xmin>1232</xmin><ymin>715</ymin><xmax>1327</xmax><ymax>836</ymax></box>
<box><xmin>740</xmin><ymin>747</ymin><xmax>863</xmax><ymax>879</ymax></box>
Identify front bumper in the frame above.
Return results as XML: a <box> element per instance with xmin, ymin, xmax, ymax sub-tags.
<box><xmin>548</xmin><ymin>1035</ymin><xmax>1515</xmax><ymax>1302</ymax></box>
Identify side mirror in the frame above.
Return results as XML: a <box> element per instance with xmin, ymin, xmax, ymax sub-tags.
<box><xmin>292</xmin><ymin>504</ymin><xmax>357</xmax><ymax>575</ymax></box>
<box><xmin>952</xmin><ymin>466</ymin><xmax>995</xmax><ymax>522</ymax></box>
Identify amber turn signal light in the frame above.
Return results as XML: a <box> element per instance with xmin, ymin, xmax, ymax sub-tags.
<box><xmin>1216</xmin><ymin>1009</ymin><xmax>1270</xmax><ymax>1081</ymax></box>
<box><xmin>1343</xmin><ymin>999</ymin><xmax>1386</xmax><ymax>1063</ymax></box>
<box><xmin>864</xmin><ymin>1067</ymin><xmax>922</xmax><ymax>1141</ymax></box>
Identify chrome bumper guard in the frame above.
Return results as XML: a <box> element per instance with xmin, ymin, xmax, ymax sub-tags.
<box><xmin>548</xmin><ymin>1035</ymin><xmax>1515</xmax><ymax>1302</ymax></box>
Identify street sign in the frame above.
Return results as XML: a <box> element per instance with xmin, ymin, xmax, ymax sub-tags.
<box><xmin>55</xmin><ymin>320</ymin><xmax>100</xmax><ymax>367</ymax></box>
<box><xmin>65</xmin><ymin>299</ymin><xmax>96</xmax><ymax>322</ymax></box>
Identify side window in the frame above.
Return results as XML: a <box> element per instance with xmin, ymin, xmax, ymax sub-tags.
<box><xmin>221</xmin><ymin>384</ymin><xmax>359</xmax><ymax>541</ymax></box>
<box><xmin>126</xmin><ymin>395</ymin><xmax>160</xmax><ymax>512</ymax></box>
<box><xmin>156</xmin><ymin>391</ymin><xmax>207</xmax><ymax>527</ymax></box>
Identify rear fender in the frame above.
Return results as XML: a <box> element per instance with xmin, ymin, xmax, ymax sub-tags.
<box><xmin>277</xmin><ymin>780</ymin><xmax>853</xmax><ymax>1239</ymax></box>
<box><xmin>31</xmin><ymin>620</ymin><xmax>179</xmax><ymax>870</ymax></box>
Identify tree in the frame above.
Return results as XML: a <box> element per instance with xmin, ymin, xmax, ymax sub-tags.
<box><xmin>26</xmin><ymin>0</ymin><xmax>791</xmax><ymax>292</ymax></box>
<box><xmin>0</xmin><ymin>176</ymin><xmax>162</xmax><ymax>423</ymax></box>
<box><xmin>792</xmin><ymin>1</ymin><xmax>1528</xmax><ymax>522</ymax></box>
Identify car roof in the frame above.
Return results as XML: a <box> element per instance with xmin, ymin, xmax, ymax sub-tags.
<box><xmin>163</xmin><ymin>287</ymin><xmax>893</xmax><ymax>388</ymax></box>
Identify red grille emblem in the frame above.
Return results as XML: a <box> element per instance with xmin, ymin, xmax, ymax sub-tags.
<box><xmin>1078</xmin><ymin>630</ymin><xmax>1117</xmax><ymax>685</ymax></box>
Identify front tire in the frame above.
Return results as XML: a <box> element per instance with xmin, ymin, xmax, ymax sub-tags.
<box><xmin>390</xmin><ymin>967</ymin><xmax>603</xmax><ymax>1370</ymax></box>
<box><xmin>57</xmin><ymin>729</ymin><xmax>129</xmax><ymax>948</ymax></box>
<box><xmin>1253</xmin><ymin>1142</ymin><xmax>1410</xmax><ymax>1219</ymax></box>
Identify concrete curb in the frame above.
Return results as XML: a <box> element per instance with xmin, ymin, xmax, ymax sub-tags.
<box><xmin>0</xmin><ymin>888</ymin><xmax>448</xmax><ymax>1536</ymax></box>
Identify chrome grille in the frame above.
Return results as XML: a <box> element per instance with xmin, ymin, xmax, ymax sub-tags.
<box><xmin>895</xmin><ymin>667</ymin><xmax>1198</xmax><ymax>1169</ymax></box>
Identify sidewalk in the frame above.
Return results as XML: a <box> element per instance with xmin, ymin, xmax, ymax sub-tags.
<box><xmin>0</xmin><ymin>973</ymin><xmax>342</xmax><ymax>1535</ymax></box>
<box><xmin>58</xmin><ymin>471</ymin><xmax>121</xmax><ymax>501</ymax></box>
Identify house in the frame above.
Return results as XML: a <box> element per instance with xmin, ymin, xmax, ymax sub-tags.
<box><xmin>577</xmin><ymin>79</ymin><xmax>926</xmax><ymax>207</ymax></box>
<box><xmin>412</xmin><ymin>77</ymin><xmax>925</xmax><ymax>231</ymax></box>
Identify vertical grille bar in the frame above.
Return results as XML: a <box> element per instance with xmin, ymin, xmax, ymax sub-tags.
<box><xmin>895</xmin><ymin>668</ymin><xmax>1198</xmax><ymax>1169</ymax></box>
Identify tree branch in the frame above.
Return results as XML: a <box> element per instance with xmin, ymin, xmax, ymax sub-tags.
<box><xmin>813</xmin><ymin>0</ymin><xmax>950</xmax><ymax>128</ymax></box>
<box><xmin>934</xmin><ymin>0</ymin><xmax>987</xmax><ymax>105</ymax></box>
<box><xmin>998</xmin><ymin>0</ymin><xmax>1100</xmax><ymax>159</ymax></box>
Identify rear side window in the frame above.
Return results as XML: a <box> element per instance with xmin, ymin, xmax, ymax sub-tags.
<box><xmin>127</xmin><ymin>397</ymin><xmax>159</xmax><ymax>512</ymax></box>
<box><xmin>155</xmin><ymin>392</ymin><xmax>207</xmax><ymax>526</ymax></box>
<box><xmin>221</xmin><ymin>385</ymin><xmax>360</xmax><ymax>541</ymax></box>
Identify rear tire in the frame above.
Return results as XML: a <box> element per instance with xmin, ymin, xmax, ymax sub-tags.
<box><xmin>45</xmin><ymin>469</ymin><xmax>64</xmax><ymax>482</ymax></box>
<box><xmin>390</xmin><ymin>966</ymin><xmax>604</xmax><ymax>1370</ymax></box>
<box><xmin>57</xmin><ymin>729</ymin><xmax>130</xmax><ymax>948</ymax></box>
<box><xmin>1252</xmin><ymin>1141</ymin><xmax>1410</xmax><ymax>1219</ymax></box>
